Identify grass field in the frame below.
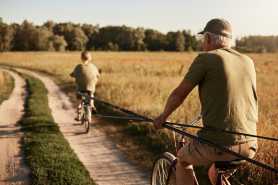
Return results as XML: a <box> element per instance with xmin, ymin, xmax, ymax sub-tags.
<box><xmin>0</xmin><ymin>52</ymin><xmax>277</xmax><ymax>184</ymax></box>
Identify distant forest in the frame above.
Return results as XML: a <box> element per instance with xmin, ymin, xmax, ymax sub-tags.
<box><xmin>0</xmin><ymin>18</ymin><xmax>278</xmax><ymax>52</ymax></box>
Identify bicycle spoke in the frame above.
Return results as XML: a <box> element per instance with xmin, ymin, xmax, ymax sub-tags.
<box><xmin>162</xmin><ymin>160</ymin><xmax>167</xmax><ymax>184</ymax></box>
<box><xmin>152</xmin><ymin>154</ymin><xmax>176</xmax><ymax>185</ymax></box>
<box><xmin>163</xmin><ymin>159</ymin><xmax>168</xmax><ymax>184</ymax></box>
<box><xmin>158</xmin><ymin>163</ymin><xmax>162</xmax><ymax>184</ymax></box>
<box><xmin>161</xmin><ymin>162</ymin><xmax>165</xmax><ymax>184</ymax></box>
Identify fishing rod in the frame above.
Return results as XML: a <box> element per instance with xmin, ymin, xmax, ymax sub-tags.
<box><xmin>93</xmin><ymin>95</ymin><xmax>278</xmax><ymax>141</ymax></box>
<box><xmin>94</xmin><ymin>109</ymin><xmax>278</xmax><ymax>173</ymax></box>
<box><xmin>95</xmin><ymin>114</ymin><xmax>202</xmax><ymax>127</ymax></box>
<box><xmin>95</xmin><ymin>114</ymin><xmax>278</xmax><ymax>142</ymax></box>
<box><xmin>163</xmin><ymin>123</ymin><xmax>278</xmax><ymax>173</ymax></box>
<box><xmin>90</xmin><ymin>96</ymin><xmax>278</xmax><ymax>173</ymax></box>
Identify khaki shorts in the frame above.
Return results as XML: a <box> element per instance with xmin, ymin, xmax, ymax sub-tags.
<box><xmin>177</xmin><ymin>139</ymin><xmax>257</xmax><ymax>166</ymax></box>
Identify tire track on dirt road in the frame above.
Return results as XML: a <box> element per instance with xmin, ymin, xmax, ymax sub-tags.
<box><xmin>16</xmin><ymin>68</ymin><xmax>149</xmax><ymax>185</ymax></box>
<box><xmin>0</xmin><ymin>69</ymin><xmax>30</xmax><ymax>185</ymax></box>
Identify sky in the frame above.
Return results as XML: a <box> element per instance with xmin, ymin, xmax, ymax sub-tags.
<box><xmin>1</xmin><ymin>0</ymin><xmax>278</xmax><ymax>38</ymax></box>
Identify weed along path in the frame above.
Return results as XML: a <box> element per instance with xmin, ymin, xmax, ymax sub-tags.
<box><xmin>0</xmin><ymin>69</ymin><xmax>30</xmax><ymax>185</ymax></box>
<box><xmin>16</xmin><ymin>68</ymin><xmax>149</xmax><ymax>185</ymax></box>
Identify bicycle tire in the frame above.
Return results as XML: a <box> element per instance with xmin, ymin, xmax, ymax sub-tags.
<box><xmin>151</xmin><ymin>152</ymin><xmax>177</xmax><ymax>185</ymax></box>
<box><xmin>84</xmin><ymin>119</ymin><xmax>90</xmax><ymax>133</ymax></box>
<box><xmin>81</xmin><ymin>113</ymin><xmax>89</xmax><ymax>133</ymax></box>
<box><xmin>84</xmin><ymin>105</ymin><xmax>91</xmax><ymax>133</ymax></box>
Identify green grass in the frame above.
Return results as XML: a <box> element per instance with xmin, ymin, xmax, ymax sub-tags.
<box><xmin>19</xmin><ymin>75</ymin><xmax>95</xmax><ymax>185</ymax></box>
<box><xmin>0</xmin><ymin>71</ymin><xmax>14</xmax><ymax>104</ymax></box>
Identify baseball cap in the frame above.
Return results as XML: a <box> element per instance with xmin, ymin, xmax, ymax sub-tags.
<box><xmin>198</xmin><ymin>18</ymin><xmax>232</xmax><ymax>39</ymax></box>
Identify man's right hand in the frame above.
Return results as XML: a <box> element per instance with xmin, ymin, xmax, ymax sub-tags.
<box><xmin>153</xmin><ymin>113</ymin><xmax>167</xmax><ymax>130</ymax></box>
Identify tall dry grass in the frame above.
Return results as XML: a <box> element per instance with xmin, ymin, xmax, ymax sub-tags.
<box><xmin>0</xmin><ymin>52</ymin><xmax>277</xmax><ymax>183</ymax></box>
<box><xmin>0</xmin><ymin>71</ymin><xmax>4</xmax><ymax>86</ymax></box>
<box><xmin>0</xmin><ymin>70</ymin><xmax>14</xmax><ymax>104</ymax></box>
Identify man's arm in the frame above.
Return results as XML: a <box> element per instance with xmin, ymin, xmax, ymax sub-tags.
<box><xmin>96</xmin><ymin>68</ymin><xmax>101</xmax><ymax>79</ymax></box>
<box><xmin>70</xmin><ymin>66</ymin><xmax>77</xmax><ymax>77</ymax></box>
<box><xmin>153</xmin><ymin>79</ymin><xmax>195</xmax><ymax>129</ymax></box>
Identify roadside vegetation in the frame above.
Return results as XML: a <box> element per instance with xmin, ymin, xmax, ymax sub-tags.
<box><xmin>19</xmin><ymin>74</ymin><xmax>94</xmax><ymax>185</ymax></box>
<box><xmin>0</xmin><ymin>52</ymin><xmax>277</xmax><ymax>184</ymax></box>
<box><xmin>0</xmin><ymin>70</ymin><xmax>14</xmax><ymax>104</ymax></box>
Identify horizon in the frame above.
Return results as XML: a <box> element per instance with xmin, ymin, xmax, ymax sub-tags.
<box><xmin>1</xmin><ymin>0</ymin><xmax>278</xmax><ymax>38</ymax></box>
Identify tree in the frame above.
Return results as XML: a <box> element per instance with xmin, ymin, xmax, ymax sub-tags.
<box><xmin>13</xmin><ymin>21</ymin><xmax>56</xmax><ymax>51</ymax></box>
<box><xmin>32</xmin><ymin>27</ymin><xmax>53</xmax><ymax>50</ymax></box>
<box><xmin>89</xmin><ymin>26</ymin><xmax>144</xmax><ymax>51</ymax></box>
<box><xmin>81</xmin><ymin>24</ymin><xmax>98</xmax><ymax>37</ymax></box>
<box><xmin>54</xmin><ymin>23</ymin><xmax>88</xmax><ymax>50</ymax></box>
<box><xmin>175</xmin><ymin>31</ymin><xmax>185</xmax><ymax>52</ymax></box>
<box><xmin>116</xmin><ymin>26</ymin><xmax>136</xmax><ymax>50</ymax></box>
<box><xmin>43</xmin><ymin>20</ymin><xmax>56</xmax><ymax>31</ymax></box>
<box><xmin>13</xmin><ymin>20</ymin><xmax>37</xmax><ymax>51</ymax></box>
<box><xmin>49</xmin><ymin>35</ymin><xmax>67</xmax><ymax>51</ymax></box>
<box><xmin>67</xmin><ymin>27</ymin><xmax>88</xmax><ymax>50</ymax></box>
<box><xmin>0</xmin><ymin>22</ymin><xmax>15</xmax><ymax>51</ymax></box>
<box><xmin>144</xmin><ymin>29</ymin><xmax>167</xmax><ymax>51</ymax></box>
<box><xmin>53</xmin><ymin>22</ymin><xmax>73</xmax><ymax>50</ymax></box>
<box><xmin>133</xmin><ymin>28</ymin><xmax>146</xmax><ymax>50</ymax></box>
<box><xmin>82</xmin><ymin>24</ymin><xmax>99</xmax><ymax>50</ymax></box>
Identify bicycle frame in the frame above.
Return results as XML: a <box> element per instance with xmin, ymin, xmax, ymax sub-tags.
<box><xmin>164</xmin><ymin>115</ymin><xmax>202</xmax><ymax>185</ymax></box>
<box><xmin>172</xmin><ymin>114</ymin><xmax>202</xmax><ymax>154</ymax></box>
<box><xmin>81</xmin><ymin>97</ymin><xmax>91</xmax><ymax>120</ymax></box>
<box><xmin>78</xmin><ymin>91</ymin><xmax>92</xmax><ymax>133</ymax></box>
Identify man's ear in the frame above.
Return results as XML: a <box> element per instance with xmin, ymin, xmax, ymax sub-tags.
<box><xmin>205</xmin><ymin>33</ymin><xmax>211</xmax><ymax>44</ymax></box>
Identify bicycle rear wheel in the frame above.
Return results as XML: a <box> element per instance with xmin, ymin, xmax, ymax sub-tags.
<box><xmin>83</xmin><ymin>119</ymin><xmax>90</xmax><ymax>133</ymax></box>
<box><xmin>151</xmin><ymin>152</ymin><xmax>177</xmax><ymax>185</ymax></box>
<box><xmin>81</xmin><ymin>113</ymin><xmax>90</xmax><ymax>133</ymax></box>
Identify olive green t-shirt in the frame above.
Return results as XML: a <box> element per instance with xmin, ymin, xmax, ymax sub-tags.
<box><xmin>185</xmin><ymin>48</ymin><xmax>258</xmax><ymax>145</ymax></box>
<box><xmin>71</xmin><ymin>63</ymin><xmax>99</xmax><ymax>92</ymax></box>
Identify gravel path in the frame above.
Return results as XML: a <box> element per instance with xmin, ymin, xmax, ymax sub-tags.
<box><xmin>0</xmin><ymin>69</ymin><xmax>30</xmax><ymax>185</ymax></box>
<box><xmin>16</xmin><ymin>68</ymin><xmax>149</xmax><ymax>185</ymax></box>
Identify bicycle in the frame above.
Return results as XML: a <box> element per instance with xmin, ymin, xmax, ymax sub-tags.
<box><xmin>77</xmin><ymin>91</ymin><xmax>92</xmax><ymax>133</ymax></box>
<box><xmin>151</xmin><ymin>115</ymin><xmax>245</xmax><ymax>185</ymax></box>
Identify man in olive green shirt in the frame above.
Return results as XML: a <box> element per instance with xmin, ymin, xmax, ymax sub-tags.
<box><xmin>70</xmin><ymin>51</ymin><xmax>100</xmax><ymax>119</ymax></box>
<box><xmin>154</xmin><ymin>19</ymin><xmax>258</xmax><ymax>185</ymax></box>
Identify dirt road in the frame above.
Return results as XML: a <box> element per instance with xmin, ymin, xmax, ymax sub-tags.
<box><xmin>16</xmin><ymin>68</ymin><xmax>149</xmax><ymax>185</ymax></box>
<box><xmin>0</xmin><ymin>69</ymin><xmax>30</xmax><ymax>185</ymax></box>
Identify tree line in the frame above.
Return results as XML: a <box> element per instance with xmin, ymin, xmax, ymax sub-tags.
<box><xmin>1</xmin><ymin>18</ymin><xmax>278</xmax><ymax>53</ymax></box>
<box><xmin>236</xmin><ymin>36</ymin><xmax>278</xmax><ymax>53</ymax></box>
<box><xmin>0</xmin><ymin>18</ymin><xmax>200</xmax><ymax>52</ymax></box>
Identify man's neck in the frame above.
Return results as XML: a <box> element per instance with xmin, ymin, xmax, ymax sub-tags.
<box><xmin>83</xmin><ymin>60</ymin><xmax>89</xmax><ymax>64</ymax></box>
<box><xmin>206</xmin><ymin>46</ymin><xmax>231</xmax><ymax>52</ymax></box>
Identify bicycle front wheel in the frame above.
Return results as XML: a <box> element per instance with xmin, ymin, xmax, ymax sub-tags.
<box><xmin>151</xmin><ymin>152</ymin><xmax>177</xmax><ymax>185</ymax></box>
